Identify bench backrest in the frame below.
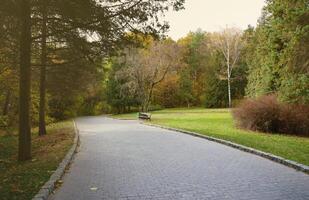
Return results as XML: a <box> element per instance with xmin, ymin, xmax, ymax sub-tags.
<box><xmin>139</xmin><ymin>112</ymin><xmax>151</xmax><ymax>120</ymax></box>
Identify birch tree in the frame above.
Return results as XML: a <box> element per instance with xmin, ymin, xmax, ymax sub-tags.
<box><xmin>213</xmin><ymin>27</ymin><xmax>243</xmax><ymax>108</ymax></box>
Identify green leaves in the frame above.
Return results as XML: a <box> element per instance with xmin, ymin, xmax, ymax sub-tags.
<box><xmin>245</xmin><ymin>0</ymin><xmax>309</xmax><ymax>104</ymax></box>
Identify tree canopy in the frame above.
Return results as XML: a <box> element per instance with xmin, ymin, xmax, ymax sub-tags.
<box><xmin>0</xmin><ymin>0</ymin><xmax>185</xmax><ymax>160</ymax></box>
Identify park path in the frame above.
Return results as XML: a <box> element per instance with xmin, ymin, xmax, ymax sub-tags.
<box><xmin>50</xmin><ymin>117</ymin><xmax>309</xmax><ymax>200</ymax></box>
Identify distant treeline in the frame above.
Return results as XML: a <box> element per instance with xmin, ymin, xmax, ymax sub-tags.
<box><xmin>0</xmin><ymin>0</ymin><xmax>308</xmax><ymax>125</ymax></box>
<box><xmin>106</xmin><ymin>0</ymin><xmax>308</xmax><ymax>113</ymax></box>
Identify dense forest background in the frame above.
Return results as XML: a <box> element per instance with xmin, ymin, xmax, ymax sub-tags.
<box><xmin>0</xmin><ymin>0</ymin><xmax>308</xmax><ymax>131</ymax></box>
<box><xmin>98</xmin><ymin>0</ymin><xmax>308</xmax><ymax>114</ymax></box>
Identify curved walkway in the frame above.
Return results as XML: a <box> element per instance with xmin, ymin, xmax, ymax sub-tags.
<box><xmin>50</xmin><ymin>117</ymin><xmax>309</xmax><ymax>200</ymax></box>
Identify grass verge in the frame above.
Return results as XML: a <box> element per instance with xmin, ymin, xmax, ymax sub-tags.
<box><xmin>113</xmin><ymin>108</ymin><xmax>309</xmax><ymax>166</ymax></box>
<box><xmin>0</xmin><ymin>121</ymin><xmax>74</xmax><ymax>200</ymax></box>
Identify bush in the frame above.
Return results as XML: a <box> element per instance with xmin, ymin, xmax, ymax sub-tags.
<box><xmin>233</xmin><ymin>95</ymin><xmax>309</xmax><ymax>136</ymax></box>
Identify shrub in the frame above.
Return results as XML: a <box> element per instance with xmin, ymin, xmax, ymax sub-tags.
<box><xmin>279</xmin><ymin>104</ymin><xmax>309</xmax><ymax>135</ymax></box>
<box><xmin>233</xmin><ymin>95</ymin><xmax>309</xmax><ymax>136</ymax></box>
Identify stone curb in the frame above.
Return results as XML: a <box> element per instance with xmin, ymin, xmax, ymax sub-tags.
<box><xmin>32</xmin><ymin>120</ymin><xmax>80</xmax><ymax>200</ymax></box>
<box><xmin>143</xmin><ymin>122</ymin><xmax>309</xmax><ymax>175</ymax></box>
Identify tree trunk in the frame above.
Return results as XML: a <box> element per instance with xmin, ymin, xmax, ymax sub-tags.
<box><xmin>228</xmin><ymin>75</ymin><xmax>232</xmax><ymax>108</ymax></box>
<box><xmin>39</xmin><ymin>0</ymin><xmax>47</xmax><ymax>136</ymax></box>
<box><xmin>2</xmin><ymin>90</ymin><xmax>11</xmax><ymax>116</ymax></box>
<box><xmin>18</xmin><ymin>0</ymin><xmax>32</xmax><ymax>161</ymax></box>
<box><xmin>227</xmin><ymin>48</ymin><xmax>232</xmax><ymax>108</ymax></box>
<box><xmin>144</xmin><ymin>85</ymin><xmax>155</xmax><ymax>112</ymax></box>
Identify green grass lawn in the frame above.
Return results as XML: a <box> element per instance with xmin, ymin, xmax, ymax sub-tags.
<box><xmin>114</xmin><ymin>108</ymin><xmax>309</xmax><ymax>166</ymax></box>
<box><xmin>0</xmin><ymin>121</ymin><xmax>74</xmax><ymax>200</ymax></box>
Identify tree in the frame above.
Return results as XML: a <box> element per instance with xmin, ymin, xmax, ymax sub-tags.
<box><xmin>117</xmin><ymin>40</ymin><xmax>182</xmax><ymax>112</ymax></box>
<box><xmin>203</xmin><ymin>50</ymin><xmax>228</xmax><ymax>108</ymax></box>
<box><xmin>18</xmin><ymin>0</ymin><xmax>32</xmax><ymax>161</ymax></box>
<box><xmin>38</xmin><ymin>0</ymin><xmax>48</xmax><ymax>136</ymax></box>
<box><xmin>212</xmin><ymin>27</ymin><xmax>243</xmax><ymax>108</ymax></box>
<box><xmin>153</xmin><ymin>75</ymin><xmax>181</xmax><ymax>108</ymax></box>
<box><xmin>178</xmin><ymin>67</ymin><xmax>194</xmax><ymax>107</ymax></box>
<box><xmin>245</xmin><ymin>0</ymin><xmax>309</xmax><ymax>104</ymax></box>
<box><xmin>106</xmin><ymin>58</ymin><xmax>140</xmax><ymax>113</ymax></box>
<box><xmin>178</xmin><ymin>31</ymin><xmax>210</xmax><ymax>106</ymax></box>
<box><xmin>141</xmin><ymin>40</ymin><xmax>182</xmax><ymax>111</ymax></box>
<box><xmin>0</xmin><ymin>1</ymin><xmax>20</xmax><ymax>128</ymax></box>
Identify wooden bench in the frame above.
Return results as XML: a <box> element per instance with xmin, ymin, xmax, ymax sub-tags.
<box><xmin>138</xmin><ymin>112</ymin><xmax>151</xmax><ymax>120</ymax></box>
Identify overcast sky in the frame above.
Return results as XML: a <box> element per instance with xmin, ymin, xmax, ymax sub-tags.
<box><xmin>165</xmin><ymin>0</ymin><xmax>266</xmax><ymax>40</ymax></box>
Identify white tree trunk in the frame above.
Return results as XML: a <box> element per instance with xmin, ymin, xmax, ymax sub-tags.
<box><xmin>228</xmin><ymin>74</ymin><xmax>232</xmax><ymax>108</ymax></box>
<box><xmin>227</xmin><ymin>47</ymin><xmax>232</xmax><ymax>108</ymax></box>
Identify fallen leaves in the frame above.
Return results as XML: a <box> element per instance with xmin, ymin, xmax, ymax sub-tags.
<box><xmin>90</xmin><ymin>187</ymin><xmax>98</xmax><ymax>191</ymax></box>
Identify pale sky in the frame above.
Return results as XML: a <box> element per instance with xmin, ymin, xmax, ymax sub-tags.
<box><xmin>165</xmin><ymin>0</ymin><xmax>266</xmax><ymax>40</ymax></box>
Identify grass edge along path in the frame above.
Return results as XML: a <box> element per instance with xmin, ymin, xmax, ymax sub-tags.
<box><xmin>0</xmin><ymin>121</ymin><xmax>75</xmax><ymax>200</ymax></box>
<box><xmin>113</xmin><ymin>108</ymin><xmax>309</xmax><ymax>166</ymax></box>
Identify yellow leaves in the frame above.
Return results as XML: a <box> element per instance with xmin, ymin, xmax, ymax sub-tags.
<box><xmin>124</xmin><ymin>32</ymin><xmax>155</xmax><ymax>48</ymax></box>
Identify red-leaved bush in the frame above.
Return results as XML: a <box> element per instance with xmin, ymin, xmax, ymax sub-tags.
<box><xmin>232</xmin><ymin>95</ymin><xmax>309</xmax><ymax>136</ymax></box>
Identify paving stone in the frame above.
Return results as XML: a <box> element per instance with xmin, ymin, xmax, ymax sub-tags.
<box><xmin>49</xmin><ymin>117</ymin><xmax>309</xmax><ymax>200</ymax></box>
